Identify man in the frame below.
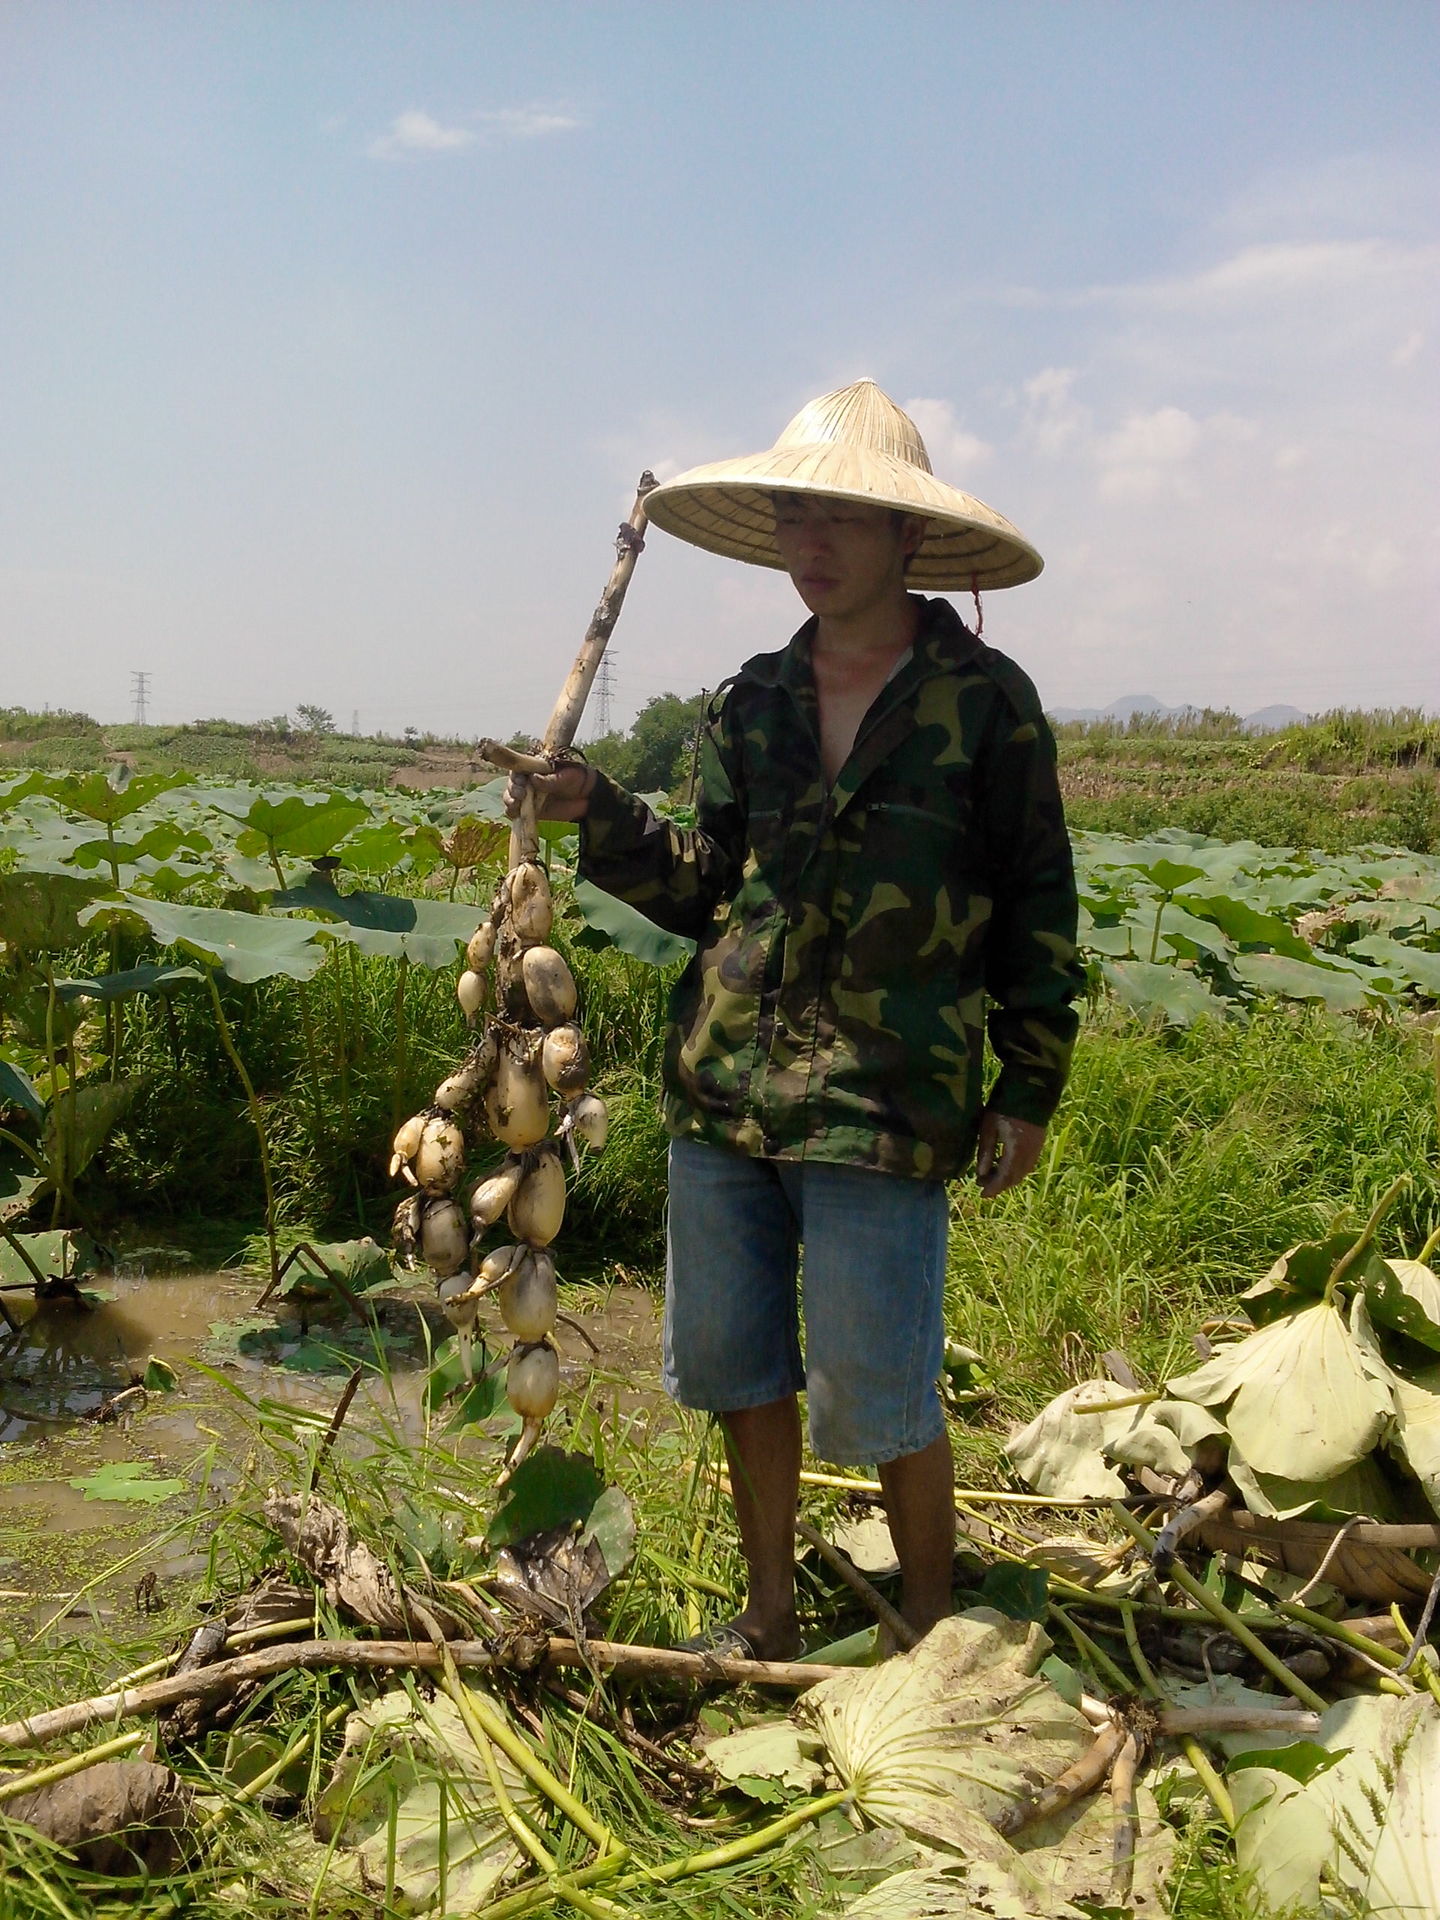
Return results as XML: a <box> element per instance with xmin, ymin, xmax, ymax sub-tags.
<box><xmin>513</xmin><ymin>380</ymin><xmax>1081</xmax><ymax>1655</ymax></box>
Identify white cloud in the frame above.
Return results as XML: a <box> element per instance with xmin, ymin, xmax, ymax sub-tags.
<box><xmin>1019</xmin><ymin>367</ymin><xmax>1090</xmax><ymax>460</ymax></box>
<box><xmin>901</xmin><ymin>397</ymin><xmax>991</xmax><ymax>480</ymax></box>
<box><xmin>474</xmin><ymin>107</ymin><xmax>581</xmax><ymax>140</ymax></box>
<box><xmin>368</xmin><ymin>110</ymin><xmax>477</xmax><ymax>160</ymax></box>
<box><xmin>367</xmin><ymin>104</ymin><xmax>581</xmax><ymax>160</ymax></box>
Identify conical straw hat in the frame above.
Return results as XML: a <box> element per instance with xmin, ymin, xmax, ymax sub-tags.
<box><xmin>643</xmin><ymin>380</ymin><xmax>1042</xmax><ymax>590</ymax></box>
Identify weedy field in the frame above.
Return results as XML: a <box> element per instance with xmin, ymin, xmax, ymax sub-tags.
<box><xmin>1</xmin><ymin>751</ymin><xmax>1439</xmax><ymax>1919</ymax></box>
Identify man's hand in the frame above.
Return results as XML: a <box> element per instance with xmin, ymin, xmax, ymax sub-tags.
<box><xmin>503</xmin><ymin>763</ymin><xmax>597</xmax><ymax>824</ymax></box>
<box><xmin>975</xmin><ymin>1110</ymin><xmax>1046</xmax><ymax>1199</ymax></box>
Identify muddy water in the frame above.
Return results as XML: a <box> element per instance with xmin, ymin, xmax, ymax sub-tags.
<box><xmin>0</xmin><ymin>1266</ymin><xmax>663</xmax><ymax>1631</ymax></box>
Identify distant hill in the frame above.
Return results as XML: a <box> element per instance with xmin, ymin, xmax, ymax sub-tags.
<box><xmin>1047</xmin><ymin>694</ymin><xmax>1308</xmax><ymax>733</ymax></box>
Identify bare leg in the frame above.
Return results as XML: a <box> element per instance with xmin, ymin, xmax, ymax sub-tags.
<box><xmin>877</xmin><ymin>1433</ymin><xmax>956</xmax><ymax>1644</ymax></box>
<box><xmin>719</xmin><ymin>1395</ymin><xmax>803</xmax><ymax>1659</ymax></box>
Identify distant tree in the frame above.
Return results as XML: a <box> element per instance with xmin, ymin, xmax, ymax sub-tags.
<box><xmin>625</xmin><ymin>692</ymin><xmax>706</xmax><ymax>794</ymax></box>
<box><xmin>296</xmin><ymin>704</ymin><xmax>337</xmax><ymax>735</ymax></box>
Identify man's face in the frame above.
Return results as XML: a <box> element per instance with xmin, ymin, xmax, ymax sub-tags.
<box><xmin>771</xmin><ymin>494</ymin><xmax>923</xmax><ymax>621</ymax></box>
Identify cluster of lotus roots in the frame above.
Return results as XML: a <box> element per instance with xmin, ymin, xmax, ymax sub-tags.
<box><xmin>390</xmin><ymin>857</ymin><xmax>607</xmax><ymax>1477</ymax></box>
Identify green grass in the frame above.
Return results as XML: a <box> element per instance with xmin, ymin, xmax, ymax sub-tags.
<box><xmin>944</xmin><ymin>1000</ymin><xmax>1438</xmax><ymax>1480</ymax></box>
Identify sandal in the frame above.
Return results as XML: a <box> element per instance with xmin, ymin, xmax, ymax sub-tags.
<box><xmin>675</xmin><ymin>1622</ymin><xmax>757</xmax><ymax>1660</ymax></box>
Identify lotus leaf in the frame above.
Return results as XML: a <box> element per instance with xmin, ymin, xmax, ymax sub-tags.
<box><xmin>0</xmin><ymin>872</ymin><xmax>111</xmax><ymax>951</ymax></box>
<box><xmin>1388</xmin><ymin>1365</ymin><xmax>1440</xmax><ymax>1513</ymax></box>
<box><xmin>273</xmin><ymin>882</ymin><xmax>480</xmax><ymax>967</ymax></box>
<box><xmin>1167</xmin><ymin>1302</ymin><xmax>1394</xmax><ymax>1481</ymax></box>
<box><xmin>1231</xmin><ymin>950</ymin><xmax>1376</xmax><ymax>1010</ymax></box>
<box><xmin>1102</xmin><ymin>1397</ymin><xmax>1226</xmax><ymax>1480</ymax></box>
<box><xmin>1231</xmin><ymin>1695</ymin><xmax>1440</xmax><ymax>1918</ymax></box>
<box><xmin>1005</xmin><ymin>1381</ymin><xmax>1136</xmax><ymax>1498</ymax></box>
<box><xmin>572</xmin><ymin>878</ymin><xmax>694</xmax><ymax>966</ymax></box>
<box><xmin>43</xmin><ymin>1081</ymin><xmax>135</xmax><ymax>1186</ymax></box>
<box><xmin>224</xmin><ymin>791</ymin><xmax>371</xmax><ymax>858</ymax></box>
<box><xmin>837</xmin><ymin>1863</ymin><xmax>1071</xmax><ymax>1919</ymax></box>
<box><xmin>313</xmin><ymin>1686</ymin><xmax>536</xmax><ymax>1911</ymax></box>
<box><xmin>1348</xmin><ymin>934</ymin><xmax>1440</xmax><ymax>997</ymax></box>
<box><xmin>33</xmin><ymin>769</ymin><xmax>189</xmax><ymax>825</ymax></box>
<box><xmin>702</xmin><ymin>1720</ymin><xmax>825</xmax><ymax>1798</ymax></box>
<box><xmin>797</xmin><ymin>1611</ymin><xmax>1092</xmax><ymax>1849</ymax></box>
<box><xmin>1100</xmin><ymin>960</ymin><xmax>1228</xmax><ymax>1026</ymax></box>
<box><xmin>830</xmin><ymin>1514</ymin><xmax>901</xmax><ymax>1577</ymax></box>
<box><xmin>81</xmin><ymin>896</ymin><xmax>327</xmax><ymax>983</ymax></box>
<box><xmin>68</xmin><ymin>1462</ymin><xmax>187</xmax><ymax>1505</ymax></box>
<box><xmin>0</xmin><ymin>1059</ymin><xmax>45</xmax><ymax>1124</ymax></box>
<box><xmin>1364</xmin><ymin>1259</ymin><xmax>1440</xmax><ymax>1355</ymax></box>
<box><xmin>1226</xmin><ymin>1446</ymin><xmax>1411</xmax><ymax>1522</ymax></box>
<box><xmin>56</xmin><ymin>963</ymin><xmax>203</xmax><ymax>1005</ymax></box>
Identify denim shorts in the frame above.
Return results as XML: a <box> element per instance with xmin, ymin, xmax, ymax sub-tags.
<box><xmin>663</xmin><ymin>1137</ymin><xmax>949</xmax><ymax>1467</ymax></box>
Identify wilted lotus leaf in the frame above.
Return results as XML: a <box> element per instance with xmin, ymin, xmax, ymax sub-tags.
<box><xmin>314</xmin><ymin>1686</ymin><xmax>538</xmax><ymax>1911</ymax></box>
<box><xmin>1005</xmin><ymin>1381</ymin><xmax>1135</xmax><ymax>1498</ymax></box>
<box><xmin>1225</xmin><ymin>1446</ymin><xmax>1411</xmax><ymax>1523</ymax></box>
<box><xmin>830</xmin><ymin>1513</ymin><xmax>901</xmax><ymax>1577</ymax></box>
<box><xmin>1364</xmin><ymin>1260</ymin><xmax>1440</xmax><ymax>1355</ymax></box>
<box><xmin>1388</xmin><ymin>1365</ymin><xmax>1440</xmax><ymax>1514</ymax></box>
<box><xmin>442</xmin><ymin>816</ymin><xmax>505</xmax><ymax>870</ymax></box>
<box><xmin>1168</xmin><ymin>1302</ymin><xmax>1394</xmax><ymax>1481</ymax></box>
<box><xmin>1101</xmin><ymin>1396</ymin><xmax>1226</xmax><ymax>1481</ymax></box>
<box><xmin>837</xmin><ymin>1861</ymin><xmax>1074</xmax><ymax>1919</ymax></box>
<box><xmin>797</xmin><ymin>1611</ymin><xmax>1092</xmax><ymax>1852</ymax></box>
<box><xmin>702</xmin><ymin>1720</ymin><xmax>825</xmax><ymax>1798</ymax></box>
<box><xmin>1025</xmin><ymin>1536</ymin><xmax>1132</xmax><ymax>1587</ymax></box>
<box><xmin>1231</xmin><ymin>1695</ymin><xmax>1440</xmax><ymax>1918</ymax></box>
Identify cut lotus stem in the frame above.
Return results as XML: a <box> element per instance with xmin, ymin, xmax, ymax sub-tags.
<box><xmin>993</xmin><ymin>1719</ymin><xmax>1126</xmax><ymax>1837</ymax></box>
<box><xmin>1152</xmin><ymin>1487</ymin><xmax>1231</xmax><ymax>1576</ymax></box>
<box><xmin>1108</xmin><ymin>1731</ymin><xmax>1141</xmax><ymax>1908</ymax></box>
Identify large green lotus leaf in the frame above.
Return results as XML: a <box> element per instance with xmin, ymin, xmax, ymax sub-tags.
<box><xmin>1388</xmin><ymin>1365</ymin><xmax>1440</xmax><ymax>1513</ymax></box>
<box><xmin>1147</xmin><ymin>902</ymin><xmax>1237</xmax><ymax>959</ymax></box>
<box><xmin>1226</xmin><ymin>1445</ymin><xmax>1410</xmax><ymax>1521</ymax></box>
<box><xmin>338</xmin><ymin>819</ymin><xmax>447</xmax><ymax>880</ymax></box>
<box><xmin>1004</xmin><ymin>1381</ymin><xmax>1133</xmax><ymax>1498</ymax></box>
<box><xmin>798</xmin><ymin>1611</ymin><xmax>1092</xmax><ymax>1853</ymax></box>
<box><xmin>68</xmin><ymin>1461</ymin><xmax>187</xmax><ymax>1505</ymax></box>
<box><xmin>485</xmin><ymin>1447</ymin><xmax>606</xmax><ymax>1550</ymax></box>
<box><xmin>0</xmin><ymin>871</ymin><xmax>111</xmax><ymax>951</ymax></box>
<box><xmin>1348</xmin><ymin>936</ymin><xmax>1440</xmax><ymax>998</ymax></box>
<box><xmin>1181</xmin><ymin>892</ymin><xmax>1318</xmax><ymax>960</ymax></box>
<box><xmin>1231</xmin><ymin>1695</ymin><xmax>1440</xmax><ymax>1919</ymax></box>
<box><xmin>0</xmin><ymin>1059</ymin><xmax>44</xmax><ymax>1124</ymax></box>
<box><xmin>572</xmin><ymin>878</ymin><xmax>694</xmax><ymax>966</ymax></box>
<box><xmin>66</xmin><ymin>821</ymin><xmax>214</xmax><ymax>871</ymax></box>
<box><xmin>1364</xmin><ymin>1260</ymin><xmax>1440</xmax><ymax>1354</ymax></box>
<box><xmin>43</xmin><ymin>1080</ymin><xmax>135</xmax><ymax>1185</ymax></box>
<box><xmin>221</xmin><ymin>790</ymin><xmax>372</xmax><ymax>858</ymax></box>
<box><xmin>1230</xmin><ymin>950</ymin><xmax>1374</xmax><ymax>1010</ymax></box>
<box><xmin>81</xmin><ymin>895</ymin><xmax>327</xmax><ymax>983</ymax></box>
<box><xmin>277</xmin><ymin>1237</ymin><xmax>393</xmax><ymax>1300</ymax></box>
<box><xmin>313</xmin><ymin>1685</ymin><xmax>534</xmax><ymax>1911</ymax></box>
<box><xmin>56</xmin><ymin>963</ymin><xmax>204</xmax><ymax>1005</ymax></box>
<box><xmin>0</xmin><ymin>1227</ymin><xmax>99</xmax><ymax>1285</ymax></box>
<box><xmin>272</xmin><ymin>881</ymin><xmax>480</xmax><ymax>967</ymax></box>
<box><xmin>1100</xmin><ymin>960</ymin><xmax>1229</xmax><ymax>1026</ymax></box>
<box><xmin>1169</xmin><ymin>1302</ymin><xmax>1393</xmax><ymax>1481</ymax></box>
<box><xmin>33</xmin><ymin>769</ymin><xmax>190</xmax><ymax>824</ymax></box>
<box><xmin>1074</xmin><ymin>915</ymin><xmax>1134</xmax><ymax>958</ymax></box>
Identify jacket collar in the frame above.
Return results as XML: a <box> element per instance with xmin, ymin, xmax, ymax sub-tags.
<box><xmin>739</xmin><ymin>596</ymin><xmax>981</xmax><ymax>694</ymax></box>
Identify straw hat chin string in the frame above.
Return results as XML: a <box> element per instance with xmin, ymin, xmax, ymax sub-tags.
<box><xmin>642</xmin><ymin>378</ymin><xmax>1041</xmax><ymax>591</ymax></box>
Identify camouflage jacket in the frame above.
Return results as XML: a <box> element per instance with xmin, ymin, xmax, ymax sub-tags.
<box><xmin>577</xmin><ymin>596</ymin><xmax>1082</xmax><ymax>1181</ymax></box>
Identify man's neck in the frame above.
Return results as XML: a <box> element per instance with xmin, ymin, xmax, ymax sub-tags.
<box><xmin>812</xmin><ymin>591</ymin><xmax>920</xmax><ymax>662</ymax></box>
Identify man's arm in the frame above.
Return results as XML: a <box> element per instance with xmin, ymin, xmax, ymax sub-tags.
<box><xmin>975</xmin><ymin>697</ymin><xmax>1084</xmax><ymax>1166</ymax></box>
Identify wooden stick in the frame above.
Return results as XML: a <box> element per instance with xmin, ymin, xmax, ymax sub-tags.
<box><xmin>542</xmin><ymin>478</ymin><xmax>655</xmax><ymax>755</ymax></box>
<box><xmin>794</xmin><ymin>1518</ymin><xmax>917</xmax><ymax>1651</ymax></box>
<box><xmin>0</xmin><ymin>1635</ymin><xmax>844</xmax><ymax>1752</ymax></box>
<box><xmin>1152</xmin><ymin>1487</ymin><xmax>1231</xmax><ymax>1576</ymax></box>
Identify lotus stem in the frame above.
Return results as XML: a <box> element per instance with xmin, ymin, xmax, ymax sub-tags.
<box><xmin>1120</xmin><ymin>1598</ymin><xmax>1239</xmax><ymax>1830</ymax></box>
<box><xmin>204</xmin><ymin>968</ymin><xmax>279</xmax><ymax>1293</ymax></box>
<box><xmin>438</xmin><ymin>1655</ymin><xmax>615</xmax><ymax>1855</ymax></box>
<box><xmin>1323</xmin><ymin>1171</ymin><xmax>1410</xmax><ymax>1303</ymax></box>
<box><xmin>475</xmin><ymin>1720</ymin><xmax>559</xmax><ymax>1878</ymax></box>
<box><xmin>0</xmin><ymin>1727</ymin><xmax>148</xmax><ymax>1804</ymax></box>
<box><xmin>1109</xmin><ymin>1504</ymin><xmax>1328</xmax><ymax>1712</ymax></box>
<box><xmin>1048</xmin><ymin>1602</ymin><xmax>1133</xmax><ymax>1694</ymax></box>
<box><xmin>1109</xmin><ymin>1730</ymin><xmax>1141</xmax><ymax>1906</ymax></box>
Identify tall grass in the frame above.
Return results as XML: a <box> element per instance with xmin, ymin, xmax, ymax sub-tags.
<box><xmin>944</xmin><ymin>1001</ymin><xmax>1439</xmax><ymax>1477</ymax></box>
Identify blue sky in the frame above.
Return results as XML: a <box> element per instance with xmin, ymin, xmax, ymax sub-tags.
<box><xmin>2</xmin><ymin>2</ymin><xmax>1436</xmax><ymax>736</ymax></box>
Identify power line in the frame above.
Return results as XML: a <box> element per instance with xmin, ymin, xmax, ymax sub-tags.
<box><xmin>130</xmin><ymin>671</ymin><xmax>150</xmax><ymax>726</ymax></box>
